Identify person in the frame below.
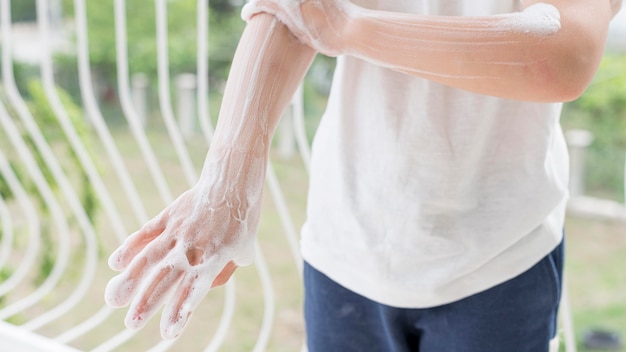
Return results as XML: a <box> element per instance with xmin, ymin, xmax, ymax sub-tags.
<box><xmin>105</xmin><ymin>0</ymin><xmax>622</xmax><ymax>350</ymax></box>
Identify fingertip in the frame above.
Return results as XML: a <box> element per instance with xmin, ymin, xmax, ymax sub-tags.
<box><xmin>160</xmin><ymin>326</ymin><xmax>180</xmax><ymax>340</ymax></box>
<box><xmin>160</xmin><ymin>309</ymin><xmax>190</xmax><ymax>340</ymax></box>
<box><xmin>108</xmin><ymin>248</ymin><xmax>126</xmax><ymax>271</ymax></box>
<box><xmin>104</xmin><ymin>275</ymin><xmax>134</xmax><ymax>308</ymax></box>
<box><xmin>124</xmin><ymin>309</ymin><xmax>148</xmax><ymax>331</ymax></box>
<box><xmin>123</xmin><ymin>292</ymin><xmax>154</xmax><ymax>331</ymax></box>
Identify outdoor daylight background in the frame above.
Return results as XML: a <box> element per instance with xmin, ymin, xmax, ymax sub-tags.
<box><xmin>0</xmin><ymin>1</ymin><xmax>624</xmax><ymax>351</ymax></box>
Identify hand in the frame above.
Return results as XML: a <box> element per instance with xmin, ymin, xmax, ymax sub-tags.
<box><xmin>243</xmin><ymin>0</ymin><xmax>359</xmax><ymax>56</ymax></box>
<box><xmin>104</xmin><ymin>181</ymin><xmax>260</xmax><ymax>339</ymax></box>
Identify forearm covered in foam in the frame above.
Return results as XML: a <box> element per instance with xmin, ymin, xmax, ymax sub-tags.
<box><xmin>199</xmin><ymin>13</ymin><xmax>315</xmax><ymax>200</ymax></box>
<box><xmin>345</xmin><ymin>0</ymin><xmax>612</xmax><ymax>101</ymax></box>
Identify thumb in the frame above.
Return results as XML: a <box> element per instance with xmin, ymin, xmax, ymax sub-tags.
<box><xmin>211</xmin><ymin>261</ymin><xmax>238</xmax><ymax>288</ymax></box>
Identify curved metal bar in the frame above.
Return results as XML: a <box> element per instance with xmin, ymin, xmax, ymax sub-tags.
<box><xmin>203</xmin><ymin>279</ymin><xmax>237</xmax><ymax>352</ymax></box>
<box><xmin>0</xmin><ymin>0</ymin><xmax>99</xmax><ymax>331</ymax></box>
<box><xmin>196</xmin><ymin>0</ymin><xmax>214</xmax><ymax>144</ymax></box>
<box><xmin>91</xmin><ymin>328</ymin><xmax>137</xmax><ymax>352</ymax></box>
<box><xmin>251</xmin><ymin>242</ymin><xmax>275</xmax><ymax>352</ymax></box>
<box><xmin>560</xmin><ymin>275</ymin><xmax>577</xmax><ymax>352</ymax></box>
<box><xmin>114</xmin><ymin>0</ymin><xmax>174</xmax><ymax>205</ymax></box>
<box><xmin>32</xmin><ymin>0</ymin><xmax>135</xmax><ymax>331</ymax></box>
<box><xmin>0</xmin><ymin>187</ymin><xmax>14</xmax><ymax>271</ymax></box>
<box><xmin>0</xmin><ymin>103</ymin><xmax>68</xmax><ymax>319</ymax></box>
<box><xmin>0</xmin><ymin>320</ymin><xmax>81</xmax><ymax>352</ymax></box>
<box><xmin>0</xmin><ymin>145</ymin><xmax>62</xmax><ymax>316</ymax></box>
<box><xmin>154</xmin><ymin>0</ymin><xmax>198</xmax><ymax>186</ymax></box>
<box><xmin>291</xmin><ymin>84</ymin><xmax>311</xmax><ymax>174</ymax></box>
<box><xmin>55</xmin><ymin>306</ymin><xmax>112</xmax><ymax>344</ymax></box>
<box><xmin>74</xmin><ymin>0</ymin><xmax>149</xmax><ymax>225</ymax></box>
<box><xmin>145</xmin><ymin>335</ymin><xmax>177</xmax><ymax>352</ymax></box>
<box><xmin>0</xmin><ymin>0</ymin><xmax>73</xmax><ymax>320</ymax></box>
<box><xmin>0</xmin><ymin>150</ymin><xmax>41</xmax><ymax>297</ymax></box>
<box><xmin>20</xmin><ymin>0</ymin><xmax>103</xmax><ymax>331</ymax></box>
<box><xmin>265</xmin><ymin>163</ymin><xmax>303</xmax><ymax>274</ymax></box>
<box><xmin>38</xmin><ymin>0</ymin><xmax>128</xmax><ymax>243</ymax></box>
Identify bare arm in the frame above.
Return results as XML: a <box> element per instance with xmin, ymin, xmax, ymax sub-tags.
<box><xmin>105</xmin><ymin>13</ymin><xmax>315</xmax><ymax>339</ymax></box>
<box><xmin>245</xmin><ymin>0</ymin><xmax>617</xmax><ymax>102</ymax></box>
<box><xmin>346</xmin><ymin>0</ymin><xmax>612</xmax><ymax>101</ymax></box>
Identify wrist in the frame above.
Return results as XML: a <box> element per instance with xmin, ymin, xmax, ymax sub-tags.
<box><xmin>199</xmin><ymin>146</ymin><xmax>267</xmax><ymax>195</ymax></box>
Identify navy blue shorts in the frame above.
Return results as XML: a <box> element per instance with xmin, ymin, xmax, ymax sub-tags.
<box><xmin>304</xmin><ymin>241</ymin><xmax>564</xmax><ymax>352</ymax></box>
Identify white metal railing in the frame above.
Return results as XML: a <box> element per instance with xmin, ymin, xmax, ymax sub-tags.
<box><xmin>0</xmin><ymin>0</ymin><xmax>624</xmax><ymax>351</ymax></box>
<box><xmin>0</xmin><ymin>0</ymin><xmax>309</xmax><ymax>350</ymax></box>
<box><xmin>566</xmin><ymin>129</ymin><xmax>626</xmax><ymax>221</ymax></box>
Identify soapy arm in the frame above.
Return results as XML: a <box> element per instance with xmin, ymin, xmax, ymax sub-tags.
<box><xmin>243</xmin><ymin>0</ymin><xmax>616</xmax><ymax>102</ymax></box>
<box><xmin>346</xmin><ymin>0</ymin><xmax>613</xmax><ymax>101</ymax></box>
<box><xmin>104</xmin><ymin>13</ymin><xmax>315</xmax><ymax>339</ymax></box>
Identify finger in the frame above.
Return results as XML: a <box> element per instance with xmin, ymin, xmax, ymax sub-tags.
<box><xmin>160</xmin><ymin>258</ymin><xmax>224</xmax><ymax>340</ymax></box>
<box><xmin>104</xmin><ymin>257</ymin><xmax>148</xmax><ymax>308</ymax></box>
<box><xmin>211</xmin><ymin>261</ymin><xmax>238</xmax><ymax>288</ymax></box>
<box><xmin>104</xmin><ymin>235</ymin><xmax>177</xmax><ymax>307</ymax></box>
<box><xmin>124</xmin><ymin>262</ymin><xmax>184</xmax><ymax>331</ymax></box>
<box><xmin>109</xmin><ymin>213</ymin><xmax>168</xmax><ymax>271</ymax></box>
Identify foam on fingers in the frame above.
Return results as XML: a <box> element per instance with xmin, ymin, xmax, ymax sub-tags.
<box><xmin>125</xmin><ymin>263</ymin><xmax>184</xmax><ymax>330</ymax></box>
<box><xmin>105</xmin><ymin>257</ymin><xmax>153</xmax><ymax>308</ymax></box>
<box><xmin>108</xmin><ymin>215</ymin><xmax>168</xmax><ymax>271</ymax></box>
<box><xmin>105</xmin><ymin>235</ymin><xmax>178</xmax><ymax>307</ymax></box>
<box><xmin>160</xmin><ymin>260</ymin><xmax>224</xmax><ymax>339</ymax></box>
<box><xmin>104</xmin><ymin>272</ymin><xmax>136</xmax><ymax>308</ymax></box>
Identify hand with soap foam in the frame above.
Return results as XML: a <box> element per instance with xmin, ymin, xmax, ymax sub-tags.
<box><xmin>104</xmin><ymin>162</ymin><xmax>261</xmax><ymax>339</ymax></box>
<box><xmin>104</xmin><ymin>13</ymin><xmax>316</xmax><ymax>340</ymax></box>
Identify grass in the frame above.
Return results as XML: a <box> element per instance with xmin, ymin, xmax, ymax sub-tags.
<box><xmin>564</xmin><ymin>216</ymin><xmax>626</xmax><ymax>351</ymax></box>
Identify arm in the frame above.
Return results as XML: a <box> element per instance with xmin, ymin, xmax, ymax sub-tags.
<box><xmin>346</xmin><ymin>0</ymin><xmax>612</xmax><ymax>101</ymax></box>
<box><xmin>245</xmin><ymin>0</ymin><xmax>617</xmax><ymax>102</ymax></box>
<box><xmin>105</xmin><ymin>13</ymin><xmax>315</xmax><ymax>339</ymax></box>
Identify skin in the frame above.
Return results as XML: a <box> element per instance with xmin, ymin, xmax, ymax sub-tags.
<box><xmin>246</xmin><ymin>0</ymin><xmax>617</xmax><ymax>101</ymax></box>
<box><xmin>105</xmin><ymin>13</ymin><xmax>315</xmax><ymax>339</ymax></box>
<box><xmin>105</xmin><ymin>0</ymin><xmax>618</xmax><ymax>340</ymax></box>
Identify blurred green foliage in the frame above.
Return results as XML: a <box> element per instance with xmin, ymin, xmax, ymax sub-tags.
<box><xmin>6</xmin><ymin>0</ymin><xmax>623</xmax><ymax>203</ymax></box>
<box><xmin>0</xmin><ymin>79</ymin><xmax>98</xmax><ymax>288</ymax></box>
<box><xmin>24</xmin><ymin>80</ymin><xmax>99</xmax><ymax>222</ymax></box>
<box><xmin>58</xmin><ymin>0</ymin><xmax>245</xmax><ymax>88</ymax></box>
<box><xmin>9</xmin><ymin>0</ymin><xmax>37</xmax><ymax>22</ymax></box>
<box><xmin>562</xmin><ymin>54</ymin><xmax>626</xmax><ymax>201</ymax></box>
<box><xmin>0</xmin><ymin>171</ymin><xmax>10</xmax><ymax>200</ymax></box>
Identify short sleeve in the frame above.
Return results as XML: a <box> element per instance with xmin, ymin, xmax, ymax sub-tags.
<box><xmin>240</xmin><ymin>0</ymin><xmax>311</xmax><ymax>46</ymax></box>
<box><xmin>241</xmin><ymin>0</ymin><xmax>303</xmax><ymax>23</ymax></box>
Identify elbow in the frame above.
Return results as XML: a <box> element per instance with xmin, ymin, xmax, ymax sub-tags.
<box><xmin>549</xmin><ymin>75</ymin><xmax>593</xmax><ymax>103</ymax></box>
<box><xmin>530</xmin><ymin>45</ymin><xmax>603</xmax><ymax>102</ymax></box>
<box><xmin>532</xmin><ymin>18</ymin><xmax>609</xmax><ymax>102</ymax></box>
<box><xmin>553</xmin><ymin>54</ymin><xmax>602</xmax><ymax>102</ymax></box>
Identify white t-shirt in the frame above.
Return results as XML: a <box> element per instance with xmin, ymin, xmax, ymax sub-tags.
<box><xmin>299</xmin><ymin>0</ymin><xmax>569</xmax><ymax>308</ymax></box>
<box><xmin>240</xmin><ymin>0</ymin><xmax>589</xmax><ymax>308</ymax></box>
